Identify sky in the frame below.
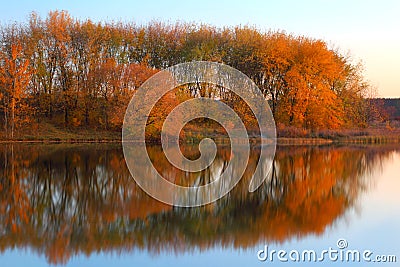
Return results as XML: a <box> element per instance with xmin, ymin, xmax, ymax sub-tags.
<box><xmin>0</xmin><ymin>0</ymin><xmax>399</xmax><ymax>98</ymax></box>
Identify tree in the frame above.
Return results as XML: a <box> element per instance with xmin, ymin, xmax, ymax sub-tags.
<box><xmin>0</xmin><ymin>42</ymin><xmax>31</xmax><ymax>138</ymax></box>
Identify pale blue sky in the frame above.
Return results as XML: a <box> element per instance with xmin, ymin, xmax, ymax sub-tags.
<box><xmin>1</xmin><ymin>0</ymin><xmax>399</xmax><ymax>97</ymax></box>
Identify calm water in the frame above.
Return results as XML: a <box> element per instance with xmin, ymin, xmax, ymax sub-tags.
<box><xmin>0</xmin><ymin>143</ymin><xmax>399</xmax><ymax>266</ymax></box>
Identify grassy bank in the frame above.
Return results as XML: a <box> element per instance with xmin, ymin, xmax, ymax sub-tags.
<box><xmin>1</xmin><ymin>121</ymin><xmax>400</xmax><ymax>145</ymax></box>
<box><xmin>276</xmin><ymin>126</ymin><xmax>400</xmax><ymax>145</ymax></box>
<box><xmin>0</xmin><ymin>122</ymin><xmax>121</xmax><ymax>143</ymax></box>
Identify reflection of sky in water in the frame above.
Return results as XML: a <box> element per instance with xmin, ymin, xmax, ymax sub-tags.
<box><xmin>1</xmin><ymin>149</ymin><xmax>399</xmax><ymax>267</ymax></box>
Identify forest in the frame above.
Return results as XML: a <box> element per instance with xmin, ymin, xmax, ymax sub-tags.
<box><xmin>0</xmin><ymin>10</ymin><xmax>376</xmax><ymax>139</ymax></box>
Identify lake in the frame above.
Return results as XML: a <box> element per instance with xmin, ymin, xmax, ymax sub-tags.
<box><xmin>0</xmin><ymin>143</ymin><xmax>399</xmax><ymax>266</ymax></box>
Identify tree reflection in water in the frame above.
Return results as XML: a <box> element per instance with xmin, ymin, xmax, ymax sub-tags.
<box><xmin>0</xmin><ymin>143</ymin><xmax>396</xmax><ymax>264</ymax></box>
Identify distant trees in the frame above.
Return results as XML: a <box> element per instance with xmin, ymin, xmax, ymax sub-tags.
<box><xmin>0</xmin><ymin>10</ymin><xmax>372</xmax><ymax>136</ymax></box>
<box><xmin>369</xmin><ymin>98</ymin><xmax>400</xmax><ymax>122</ymax></box>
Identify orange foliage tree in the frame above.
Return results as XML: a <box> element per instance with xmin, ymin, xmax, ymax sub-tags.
<box><xmin>0</xmin><ymin>41</ymin><xmax>32</xmax><ymax>138</ymax></box>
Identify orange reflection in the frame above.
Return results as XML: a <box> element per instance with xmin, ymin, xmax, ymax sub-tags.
<box><xmin>0</xmin><ymin>143</ymin><xmax>397</xmax><ymax>264</ymax></box>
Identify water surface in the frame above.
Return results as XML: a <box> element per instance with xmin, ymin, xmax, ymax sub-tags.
<box><xmin>0</xmin><ymin>143</ymin><xmax>399</xmax><ymax>266</ymax></box>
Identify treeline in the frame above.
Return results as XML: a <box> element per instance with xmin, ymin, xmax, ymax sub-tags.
<box><xmin>370</xmin><ymin>98</ymin><xmax>400</xmax><ymax>121</ymax></box>
<box><xmin>0</xmin><ymin>10</ymin><xmax>371</xmax><ymax>138</ymax></box>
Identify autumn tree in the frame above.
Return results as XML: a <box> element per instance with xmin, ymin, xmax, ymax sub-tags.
<box><xmin>275</xmin><ymin>38</ymin><xmax>346</xmax><ymax>129</ymax></box>
<box><xmin>0</xmin><ymin>41</ymin><xmax>31</xmax><ymax>138</ymax></box>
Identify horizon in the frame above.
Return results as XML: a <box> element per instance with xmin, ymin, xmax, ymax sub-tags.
<box><xmin>1</xmin><ymin>0</ymin><xmax>399</xmax><ymax>98</ymax></box>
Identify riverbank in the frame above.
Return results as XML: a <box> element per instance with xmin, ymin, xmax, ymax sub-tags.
<box><xmin>2</xmin><ymin>135</ymin><xmax>400</xmax><ymax>145</ymax></box>
<box><xmin>0</xmin><ymin>122</ymin><xmax>121</xmax><ymax>143</ymax></box>
<box><xmin>1</xmin><ymin>122</ymin><xmax>400</xmax><ymax>145</ymax></box>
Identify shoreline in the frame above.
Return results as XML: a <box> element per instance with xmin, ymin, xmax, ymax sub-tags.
<box><xmin>1</xmin><ymin>136</ymin><xmax>399</xmax><ymax>145</ymax></box>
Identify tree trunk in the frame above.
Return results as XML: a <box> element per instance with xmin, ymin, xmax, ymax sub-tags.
<box><xmin>11</xmin><ymin>96</ymin><xmax>15</xmax><ymax>139</ymax></box>
<box><xmin>4</xmin><ymin>105</ymin><xmax>8</xmax><ymax>137</ymax></box>
<box><xmin>64</xmin><ymin>105</ymin><xmax>69</xmax><ymax>126</ymax></box>
<box><xmin>85</xmin><ymin>106</ymin><xmax>89</xmax><ymax>126</ymax></box>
